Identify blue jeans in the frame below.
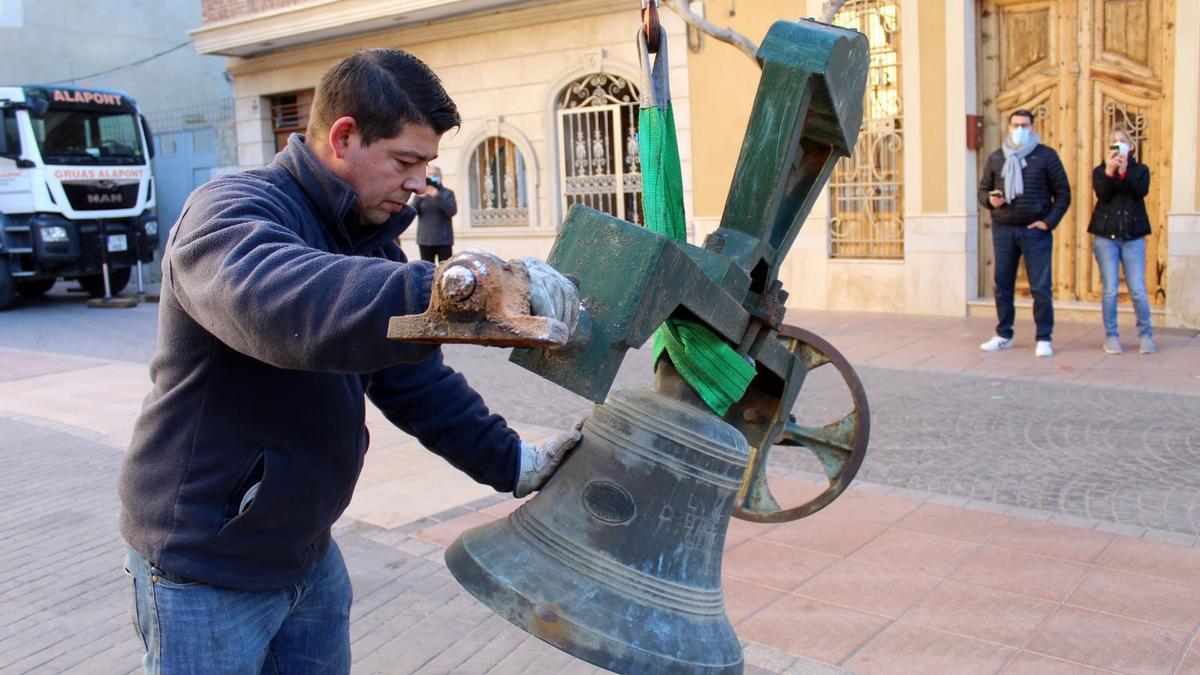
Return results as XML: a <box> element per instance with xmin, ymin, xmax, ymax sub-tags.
<box><xmin>123</xmin><ymin>541</ymin><xmax>352</xmax><ymax>674</ymax></box>
<box><xmin>1092</xmin><ymin>236</ymin><xmax>1154</xmax><ymax>338</ymax></box>
<box><xmin>992</xmin><ymin>225</ymin><xmax>1055</xmax><ymax>341</ymax></box>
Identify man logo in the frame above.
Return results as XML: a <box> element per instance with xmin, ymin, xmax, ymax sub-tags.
<box><xmin>87</xmin><ymin>191</ymin><xmax>122</xmax><ymax>205</ymax></box>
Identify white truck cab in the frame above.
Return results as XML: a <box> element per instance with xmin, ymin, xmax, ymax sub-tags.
<box><xmin>0</xmin><ymin>84</ymin><xmax>158</xmax><ymax>308</ymax></box>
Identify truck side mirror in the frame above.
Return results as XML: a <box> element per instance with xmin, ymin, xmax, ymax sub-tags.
<box><xmin>29</xmin><ymin>98</ymin><xmax>49</xmax><ymax>119</ymax></box>
<box><xmin>140</xmin><ymin>115</ymin><xmax>156</xmax><ymax>159</ymax></box>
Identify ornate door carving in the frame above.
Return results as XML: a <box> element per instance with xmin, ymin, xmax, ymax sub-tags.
<box><xmin>978</xmin><ymin>0</ymin><xmax>1173</xmax><ymax>305</ymax></box>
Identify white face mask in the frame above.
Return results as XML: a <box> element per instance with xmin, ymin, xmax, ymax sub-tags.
<box><xmin>1116</xmin><ymin>141</ymin><xmax>1131</xmax><ymax>156</ymax></box>
<box><xmin>1009</xmin><ymin>126</ymin><xmax>1030</xmax><ymax>145</ymax></box>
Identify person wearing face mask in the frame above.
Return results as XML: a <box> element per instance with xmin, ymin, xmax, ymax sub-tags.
<box><xmin>412</xmin><ymin>165</ymin><xmax>457</xmax><ymax>263</ymax></box>
<box><xmin>1087</xmin><ymin>125</ymin><xmax>1156</xmax><ymax>355</ymax></box>
<box><xmin>977</xmin><ymin>109</ymin><xmax>1072</xmax><ymax>357</ymax></box>
<box><xmin>117</xmin><ymin>49</ymin><xmax>583</xmax><ymax>673</ymax></box>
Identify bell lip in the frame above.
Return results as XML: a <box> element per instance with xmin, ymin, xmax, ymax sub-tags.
<box><xmin>445</xmin><ymin>519</ymin><xmax>745</xmax><ymax>675</ymax></box>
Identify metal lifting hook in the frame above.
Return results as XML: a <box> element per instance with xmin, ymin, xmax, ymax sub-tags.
<box><xmin>641</xmin><ymin>0</ymin><xmax>662</xmax><ymax>54</ymax></box>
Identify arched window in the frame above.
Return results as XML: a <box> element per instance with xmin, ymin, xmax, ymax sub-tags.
<box><xmin>468</xmin><ymin>136</ymin><xmax>529</xmax><ymax>227</ymax></box>
<box><xmin>829</xmin><ymin>0</ymin><xmax>904</xmax><ymax>259</ymax></box>
<box><xmin>555</xmin><ymin>73</ymin><xmax>643</xmax><ymax>225</ymax></box>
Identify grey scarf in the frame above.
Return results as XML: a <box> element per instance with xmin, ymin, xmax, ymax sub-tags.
<box><xmin>1000</xmin><ymin>131</ymin><xmax>1039</xmax><ymax>203</ymax></box>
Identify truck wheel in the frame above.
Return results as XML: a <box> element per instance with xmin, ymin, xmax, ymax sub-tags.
<box><xmin>0</xmin><ymin>260</ymin><xmax>15</xmax><ymax>310</ymax></box>
<box><xmin>16</xmin><ymin>278</ymin><xmax>57</xmax><ymax>299</ymax></box>
<box><xmin>78</xmin><ymin>268</ymin><xmax>132</xmax><ymax>298</ymax></box>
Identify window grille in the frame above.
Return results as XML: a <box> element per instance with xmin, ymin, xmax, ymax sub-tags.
<box><xmin>469</xmin><ymin>136</ymin><xmax>530</xmax><ymax>227</ymax></box>
<box><xmin>556</xmin><ymin>74</ymin><xmax>643</xmax><ymax>225</ymax></box>
<box><xmin>269</xmin><ymin>90</ymin><xmax>313</xmax><ymax>152</ymax></box>
<box><xmin>829</xmin><ymin>0</ymin><xmax>904</xmax><ymax>259</ymax></box>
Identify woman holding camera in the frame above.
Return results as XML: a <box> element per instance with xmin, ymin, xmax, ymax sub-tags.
<box><xmin>1088</xmin><ymin>126</ymin><xmax>1155</xmax><ymax>355</ymax></box>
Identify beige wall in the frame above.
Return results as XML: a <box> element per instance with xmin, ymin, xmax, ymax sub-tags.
<box><xmin>224</xmin><ymin>5</ymin><xmax>692</xmax><ymax>259</ymax></box>
<box><xmin>217</xmin><ymin>0</ymin><xmax>1199</xmax><ymax>326</ymax></box>
<box><xmin>1168</xmin><ymin>0</ymin><xmax>1200</xmax><ymax>327</ymax></box>
<box><xmin>905</xmin><ymin>0</ymin><xmax>978</xmax><ymax>314</ymax></box>
<box><xmin>917</xmin><ymin>0</ymin><xmax>947</xmax><ymax>213</ymax></box>
<box><xmin>698</xmin><ymin>0</ymin><xmax>974</xmax><ymax>317</ymax></box>
<box><xmin>696</xmin><ymin>0</ymin><xmax>1194</xmax><ymax>326</ymax></box>
<box><xmin>686</xmin><ymin>0</ymin><xmax>805</xmax><ymax>225</ymax></box>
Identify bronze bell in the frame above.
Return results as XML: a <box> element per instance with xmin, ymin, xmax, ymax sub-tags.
<box><xmin>445</xmin><ymin>368</ymin><xmax>749</xmax><ymax>674</ymax></box>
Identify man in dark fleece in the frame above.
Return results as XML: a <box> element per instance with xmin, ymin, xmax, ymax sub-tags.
<box><xmin>118</xmin><ymin>49</ymin><xmax>581</xmax><ymax>673</ymax></box>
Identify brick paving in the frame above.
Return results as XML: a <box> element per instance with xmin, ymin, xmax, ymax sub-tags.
<box><xmin>414</xmin><ymin>478</ymin><xmax>1200</xmax><ymax>675</ymax></box>
<box><xmin>0</xmin><ymin>417</ymin><xmax>142</xmax><ymax>674</ymax></box>
<box><xmin>0</xmin><ymin>415</ymin><xmax>602</xmax><ymax>674</ymax></box>
<box><xmin>2</xmin><ymin>293</ymin><xmax>1200</xmax><ymax>673</ymax></box>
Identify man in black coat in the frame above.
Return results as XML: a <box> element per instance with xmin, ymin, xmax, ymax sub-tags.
<box><xmin>413</xmin><ymin>165</ymin><xmax>457</xmax><ymax>263</ymax></box>
<box><xmin>977</xmin><ymin>109</ymin><xmax>1071</xmax><ymax>357</ymax></box>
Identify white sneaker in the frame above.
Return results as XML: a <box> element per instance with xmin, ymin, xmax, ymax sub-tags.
<box><xmin>1035</xmin><ymin>341</ymin><xmax>1053</xmax><ymax>357</ymax></box>
<box><xmin>979</xmin><ymin>336</ymin><xmax>1013</xmax><ymax>351</ymax></box>
<box><xmin>1139</xmin><ymin>335</ymin><xmax>1157</xmax><ymax>355</ymax></box>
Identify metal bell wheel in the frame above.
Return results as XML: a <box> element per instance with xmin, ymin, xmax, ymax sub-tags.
<box><xmin>733</xmin><ymin>324</ymin><xmax>870</xmax><ymax>523</ymax></box>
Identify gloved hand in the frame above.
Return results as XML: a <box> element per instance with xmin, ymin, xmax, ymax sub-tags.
<box><xmin>513</xmin><ymin>421</ymin><xmax>584</xmax><ymax>498</ymax></box>
<box><xmin>520</xmin><ymin>257</ymin><xmax>580</xmax><ymax>336</ymax></box>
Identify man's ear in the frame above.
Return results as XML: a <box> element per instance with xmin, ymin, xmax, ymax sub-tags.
<box><xmin>327</xmin><ymin>116</ymin><xmax>357</xmax><ymax>160</ymax></box>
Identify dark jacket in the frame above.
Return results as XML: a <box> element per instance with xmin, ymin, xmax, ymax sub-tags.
<box><xmin>413</xmin><ymin>186</ymin><xmax>457</xmax><ymax>246</ymax></box>
<box><xmin>118</xmin><ymin>134</ymin><xmax>520</xmax><ymax>591</ymax></box>
<box><xmin>978</xmin><ymin>144</ymin><xmax>1072</xmax><ymax>229</ymax></box>
<box><xmin>1087</xmin><ymin>157</ymin><xmax>1151</xmax><ymax>240</ymax></box>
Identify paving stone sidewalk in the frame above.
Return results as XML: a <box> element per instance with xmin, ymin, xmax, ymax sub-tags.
<box><xmin>7</xmin><ymin>409</ymin><xmax>1200</xmax><ymax>674</ymax></box>
<box><xmin>3</xmin><ymin>301</ymin><xmax>1200</xmax><ymax>673</ymax></box>
<box><xmin>0</xmin><ymin>416</ymin><xmax>607</xmax><ymax>674</ymax></box>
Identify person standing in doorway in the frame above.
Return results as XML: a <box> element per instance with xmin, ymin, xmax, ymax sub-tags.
<box><xmin>977</xmin><ymin>109</ymin><xmax>1072</xmax><ymax>357</ymax></box>
<box><xmin>414</xmin><ymin>165</ymin><xmax>457</xmax><ymax>263</ymax></box>
<box><xmin>1088</xmin><ymin>125</ymin><xmax>1156</xmax><ymax>355</ymax></box>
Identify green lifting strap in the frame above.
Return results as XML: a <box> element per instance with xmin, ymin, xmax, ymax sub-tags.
<box><xmin>637</xmin><ymin>28</ymin><xmax>756</xmax><ymax>416</ymax></box>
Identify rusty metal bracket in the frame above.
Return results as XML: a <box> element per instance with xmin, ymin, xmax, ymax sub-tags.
<box><xmin>387</xmin><ymin>250</ymin><xmax>571</xmax><ymax>348</ymax></box>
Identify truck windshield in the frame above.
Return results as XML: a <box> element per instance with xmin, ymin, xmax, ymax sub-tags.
<box><xmin>31</xmin><ymin>109</ymin><xmax>145</xmax><ymax>165</ymax></box>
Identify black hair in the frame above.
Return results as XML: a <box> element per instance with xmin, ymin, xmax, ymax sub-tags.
<box><xmin>307</xmin><ymin>49</ymin><xmax>461</xmax><ymax>146</ymax></box>
<box><xmin>1008</xmin><ymin>109</ymin><xmax>1035</xmax><ymax>125</ymax></box>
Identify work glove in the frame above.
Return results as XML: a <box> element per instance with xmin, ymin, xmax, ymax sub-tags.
<box><xmin>520</xmin><ymin>257</ymin><xmax>581</xmax><ymax>336</ymax></box>
<box><xmin>513</xmin><ymin>421</ymin><xmax>584</xmax><ymax>498</ymax></box>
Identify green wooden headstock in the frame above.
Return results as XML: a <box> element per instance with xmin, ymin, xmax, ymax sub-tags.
<box><xmin>510</xmin><ymin>20</ymin><xmax>869</xmax><ymax>403</ymax></box>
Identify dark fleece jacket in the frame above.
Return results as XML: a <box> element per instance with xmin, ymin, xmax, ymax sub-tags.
<box><xmin>118</xmin><ymin>134</ymin><xmax>520</xmax><ymax>591</ymax></box>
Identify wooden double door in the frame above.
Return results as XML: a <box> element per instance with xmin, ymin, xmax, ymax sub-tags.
<box><xmin>977</xmin><ymin>0</ymin><xmax>1174</xmax><ymax>305</ymax></box>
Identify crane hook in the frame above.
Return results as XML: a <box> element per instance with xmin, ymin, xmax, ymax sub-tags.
<box><xmin>642</xmin><ymin>0</ymin><xmax>662</xmax><ymax>54</ymax></box>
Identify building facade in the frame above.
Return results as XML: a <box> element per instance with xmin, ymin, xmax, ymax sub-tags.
<box><xmin>193</xmin><ymin>0</ymin><xmax>1200</xmax><ymax>328</ymax></box>
<box><xmin>0</xmin><ymin>0</ymin><xmax>238</xmax><ymax>261</ymax></box>
<box><xmin>193</xmin><ymin>0</ymin><xmax>692</xmax><ymax>262</ymax></box>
